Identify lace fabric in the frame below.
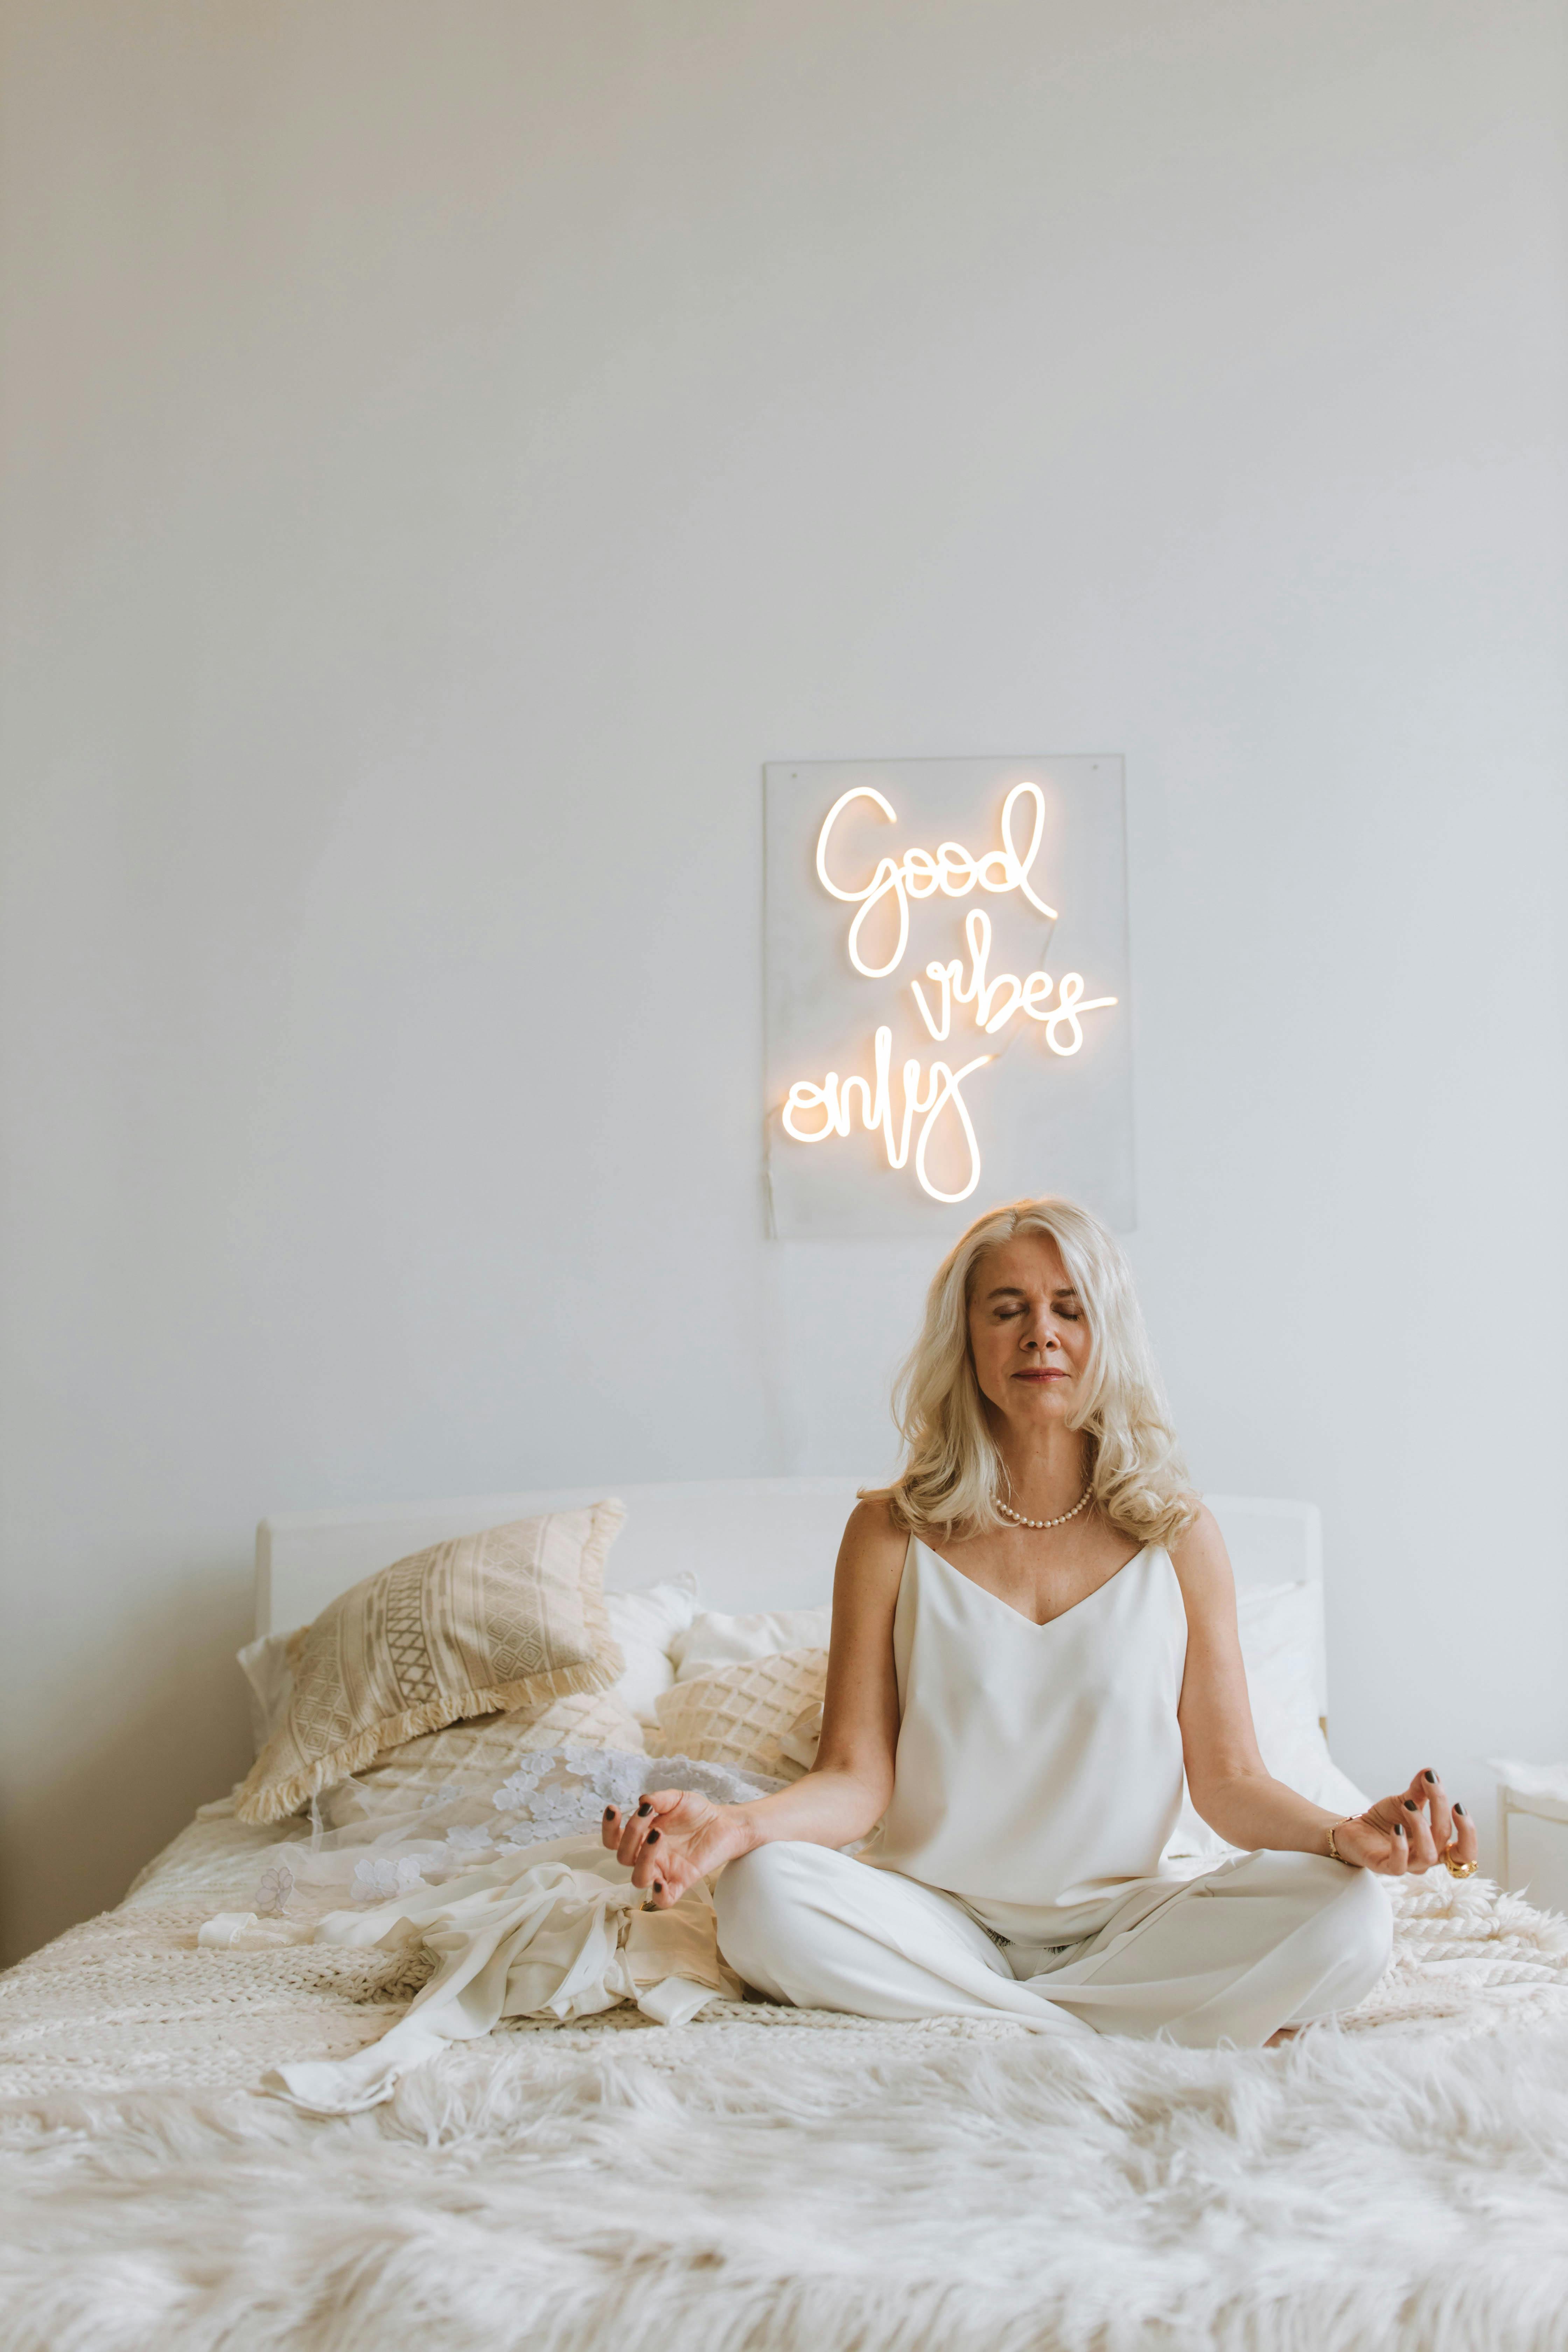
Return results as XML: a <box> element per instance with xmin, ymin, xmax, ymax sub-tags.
<box><xmin>260</xmin><ymin>1745</ymin><xmax>782</xmax><ymax>1916</ymax></box>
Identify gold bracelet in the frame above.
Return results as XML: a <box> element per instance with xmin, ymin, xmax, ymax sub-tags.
<box><xmin>1325</xmin><ymin>1820</ymin><xmax>1357</xmax><ymax>1866</ymax></box>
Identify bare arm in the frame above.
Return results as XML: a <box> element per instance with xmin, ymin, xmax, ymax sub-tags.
<box><xmin>1172</xmin><ymin>1506</ymin><xmax>1343</xmax><ymax>1856</ymax></box>
<box><xmin>602</xmin><ymin>1499</ymin><xmax>906</xmax><ymax>1905</ymax></box>
<box><xmin>1172</xmin><ymin>1505</ymin><xmax>1478</xmax><ymax>1876</ymax></box>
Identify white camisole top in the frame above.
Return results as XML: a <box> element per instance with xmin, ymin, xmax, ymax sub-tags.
<box><xmin>869</xmin><ymin>1534</ymin><xmax>1190</xmax><ymax>1943</ymax></box>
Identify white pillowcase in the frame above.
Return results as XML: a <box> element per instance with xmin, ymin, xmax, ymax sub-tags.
<box><xmin>604</xmin><ymin>1572</ymin><xmax>702</xmax><ymax>1724</ymax></box>
<box><xmin>237</xmin><ymin>1570</ymin><xmax>703</xmax><ymax>1754</ymax></box>
<box><xmin>671</xmin><ymin>1603</ymin><xmax>832</xmax><ymax>1681</ymax></box>
<box><xmin>1166</xmin><ymin>1581</ymin><xmax>1368</xmax><ymax>1862</ymax></box>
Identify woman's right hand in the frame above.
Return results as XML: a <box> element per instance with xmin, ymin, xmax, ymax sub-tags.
<box><xmin>601</xmin><ymin>1790</ymin><xmax>754</xmax><ymax>1908</ymax></box>
<box><xmin>598</xmin><ymin>1500</ymin><xmax>905</xmax><ymax>1908</ymax></box>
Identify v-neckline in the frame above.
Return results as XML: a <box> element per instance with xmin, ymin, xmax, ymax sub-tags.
<box><xmin>914</xmin><ymin>1534</ymin><xmax>1152</xmax><ymax>1632</ymax></box>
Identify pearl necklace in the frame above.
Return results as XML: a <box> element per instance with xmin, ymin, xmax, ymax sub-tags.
<box><xmin>996</xmin><ymin>1485</ymin><xmax>1094</xmax><ymax>1531</ymax></box>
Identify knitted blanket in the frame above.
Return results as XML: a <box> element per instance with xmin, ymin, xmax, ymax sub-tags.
<box><xmin>2</xmin><ymin>1801</ymin><xmax>1566</xmax><ymax>2105</ymax></box>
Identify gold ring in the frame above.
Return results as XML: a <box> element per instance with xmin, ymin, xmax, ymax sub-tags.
<box><xmin>1443</xmin><ymin>1855</ymin><xmax>1478</xmax><ymax>1879</ymax></box>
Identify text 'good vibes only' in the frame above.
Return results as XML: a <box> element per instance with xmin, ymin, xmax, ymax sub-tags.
<box><xmin>781</xmin><ymin>785</ymin><xmax>1117</xmax><ymax>1204</ymax></box>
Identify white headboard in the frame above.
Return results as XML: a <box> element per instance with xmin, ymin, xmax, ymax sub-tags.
<box><xmin>256</xmin><ymin>1480</ymin><xmax>1325</xmax><ymax>1713</ymax></box>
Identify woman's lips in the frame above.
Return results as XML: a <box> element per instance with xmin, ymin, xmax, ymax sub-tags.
<box><xmin>1014</xmin><ymin>1368</ymin><xmax>1066</xmax><ymax>1381</ymax></box>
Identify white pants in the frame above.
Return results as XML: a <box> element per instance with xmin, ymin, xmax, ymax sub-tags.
<box><xmin>714</xmin><ymin>1843</ymin><xmax>1392</xmax><ymax>2049</ymax></box>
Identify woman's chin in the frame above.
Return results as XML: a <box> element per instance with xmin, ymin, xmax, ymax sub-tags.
<box><xmin>1001</xmin><ymin>1390</ymin><xmax>1074</xmax><ymax>1424</ymax></box>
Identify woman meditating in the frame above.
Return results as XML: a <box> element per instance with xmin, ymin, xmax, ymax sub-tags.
<box><xmin>603</xmin><ymin>1196</ymin><xmax>1476</xmax><ymax>2045</ymax></box>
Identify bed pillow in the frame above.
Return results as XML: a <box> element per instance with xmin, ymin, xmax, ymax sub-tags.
<box><xmin>239</xmin><ymin>1564</ymin><xmax>700</xmax><ymax>1756</ymax></box>
<box><xmin>1164</xmin><ymin>1581</ymin><xmax>1368</xmax><ymax>1862</ymax></box>
<box><xmin>1237</xmin><ymin>1580</ymin><xmax>1367</xmax><ymax>1813</ymax></box>
<box><xmin>648</xmin><ymin>1648</ymin><xmax>828</xmax><ymax>1783</ymax></box>
<box><xmin>606</xmin><ymin>1572</ymin><xmax>702</xmax><ymax>1722</ymax></box>
<box><xmin>671</xmin><ymin>1603</ymin><xmax>832</xmax><ymax>1681</ymax></box>
<box><xmin>322</xmin><ymin>1687</ymin><xmax>647</xmax><ymax>1825</ymax></box>
<box><xmin>236</xmin><ymin>1503</ymin><xmax>626</xmax><ymax>1824</ymax></box>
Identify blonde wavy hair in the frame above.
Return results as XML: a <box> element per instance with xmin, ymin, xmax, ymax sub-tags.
<box><xmin>864</xmin><ymin>1196</ymin><xmax>1196</xmax><ymax>1550</ymax></box>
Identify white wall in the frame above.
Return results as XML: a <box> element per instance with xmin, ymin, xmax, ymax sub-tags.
<box><xmin>2</xmin><ymin>0</ymin><xmax>1563</xmax><ymax>1962</ymax></box>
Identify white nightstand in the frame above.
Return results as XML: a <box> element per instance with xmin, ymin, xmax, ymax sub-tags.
<box><xmin>1496</xmin><ymin>1770</ymin><xmax>1568</xmax><ymax>1918</ymax></box>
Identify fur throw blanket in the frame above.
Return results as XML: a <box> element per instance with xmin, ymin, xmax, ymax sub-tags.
<box><xmin>5</xmin><ymin>2013</ymin><xmax>1568</xmax><ymax>2351</ymax></box>
<box><xmin>2</xmin><ymin>1813</ymin><xmax>1568</xmax><ymax>2350</ymax></box>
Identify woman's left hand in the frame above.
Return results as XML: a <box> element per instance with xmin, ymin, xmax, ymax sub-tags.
<box><xmin>1330</xmin><ymin>1769</ymin><xmax>1479</xmax><ymax>1875</ymax></box>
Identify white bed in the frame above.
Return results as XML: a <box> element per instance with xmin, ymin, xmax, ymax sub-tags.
<box><xmin>3</xmin><ymin>1478</ymin><xmax>1567</xmax><ymax>2352</ymax></box>
<box><xmin>258</xmin><ymin>1479</ymin><xmax>1329</xmax><ymax>1712</ymax></box>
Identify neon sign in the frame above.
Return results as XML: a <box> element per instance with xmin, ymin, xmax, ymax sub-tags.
<box><xmin>781</xmin><ymin>784</ymin><xmax>1119</xmax><ymax>1203</ymax></box>
<box><xmin>814</xmin><ymin>782</ymin><xmax>1058</xmax><ymax>976</ymax></box>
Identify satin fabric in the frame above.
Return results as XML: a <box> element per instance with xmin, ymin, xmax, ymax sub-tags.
<box><xmin>871</xmin><ymin>1537</ymin><xmax>1190</xmax><ymax>1943</ymax></box>
<box><xmin>264</xmin><ymin>1836</ymin><xmax>742</xmax><ymax>2114</ymax></box>
<box><xmin>715</xmin><ymin>1537</ymin><xmax>1392</xmax><ymax>2046</ymax></box>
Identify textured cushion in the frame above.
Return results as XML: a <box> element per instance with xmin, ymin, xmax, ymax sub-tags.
<box><xmin>239</xmin><ymin>1565</ymin><xmax>703</xmax><ymax>1757</ymax></box>
<box><xmin>322</xmin><ymin>1687</ymin><xmax>646</xmax><ymax>1825</ymax></box>
<box><xmin>236</xmin><ymin>1504</ymin><xmax>626</xmax><ymax>1824</ymax></box>
<box><xmin>671</xmin><ymin>1603</ymin><xmax>831</xmax><ymax>1682</ymax></box>
<box><xmin>649</xmin><ymin>1648</ymin><xmax>828</xmax><ymax>1782</ymax></box>
<box><xmin>606</xmin><ymin>1573</ymin><xmax>702</xmax><ymax>1722</ymax></box>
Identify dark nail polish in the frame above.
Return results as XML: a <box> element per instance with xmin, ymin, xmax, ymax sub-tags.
<box><xmin>603</xmin><ymin>1806</ymin><xmax>615</xmax><ymax>1820</ymax></box>
<box><xmin>653</xmin><ymin>1882</ymin><xmax>664</xmax><ymax>1895</ymax></box>
<box><xmin>1393</xmin><ymin>1820</ymin><xmax>1404</xmax><ymax>1832</ymax></box>
<box><xmin>1404</xmin><ymin>1799</ymin><xmax>1417</xmax><ymax>1810</ymax></box>
<box><xmin>637</xmin><ymin>1800</ymin><xmax>652</xmax><ymax>1816</ymax></box>
<box><xmin>1454</xmin><ymin>1802</ymin><xmax>1465</xmax><ymax>1816</ymax></box>
<box><xmin>1423</xmin><ymin>1770</ymin><xmax>1436</xmax><ymax>1784</ymax></box>
<box><xmin>646</xmin><ymin>1827</ymin><xmax>660</xmax><ymax>1844</ymax></box>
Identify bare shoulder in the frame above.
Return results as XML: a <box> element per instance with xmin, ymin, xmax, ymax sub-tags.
<box><xmin>834</xmin><ymin>1495</ymin><xmax>910</xmax><ymax>1592</ymax></box>
<box><xmin>840</xmin><ymin>1493</ymin><xmax>908</xmax><ymax>1558</ymax></box>
<box><xmin>1166</xmin><ymin>1499</ymin><xmax>1236</xmax><ymax>1603</ymax></box>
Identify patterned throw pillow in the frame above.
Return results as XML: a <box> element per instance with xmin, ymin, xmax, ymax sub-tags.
<box><xmin>236</xmin><ymin>1504</ymin><xmax>626</xmax><ymax>1824</ymax></box>
<box><xmin>647</xmin><ymin>1647</ymin><xmax>828</xmax><ymax>1783</ymax></box>
<box><xmin>238</xmin><ymin>1569</ymin><xmax>704</xmax><ymax>1755</ymax></box>
<box><xmin>322</xmin><ymin>1687</ymin><xmax>647</xmax><ymax>1825</ymax></box>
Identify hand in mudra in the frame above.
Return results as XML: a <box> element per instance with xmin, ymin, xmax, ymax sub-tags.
<box><xmin>1332</xmin><ymin>1768</ymin><xmax>1478</xmax><ymax>1876</ymax></box>
<box><xmin>601</xmin><ymin>1789</ymin><xmax>748</xmax><ymax>1908</ymax></box>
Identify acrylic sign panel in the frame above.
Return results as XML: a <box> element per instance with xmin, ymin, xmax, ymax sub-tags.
<box><xmin>764</xmin><ymin>757</ymin><xmax>1134</xmax><ymax>1238</ymax></box>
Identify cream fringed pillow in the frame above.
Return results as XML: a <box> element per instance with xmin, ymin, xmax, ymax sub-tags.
<box><xmin>648</xmin><ymin>1647</ymin><xmax>828</xmax><ymax>1784</ymax></box>
<box><xmin>236</xmin><ymin>1504</ymin><xmax>626</xmax><ymax>1824</ymax></box>
<box><xmin>323</xmin><ymin>1687</ymin><xmax>646</xmax><ymax>1826</ymax></box>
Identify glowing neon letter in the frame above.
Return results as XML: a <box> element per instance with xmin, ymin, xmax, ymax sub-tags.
<box><xmin>998</xmin><ymin>783</ymin><xmax>1056</xmax><ymax>918</ymax></box>
<box><xmin>779</xmin><ymin>1036</ymin><xmax>992</xmax><ymax>1202</ymax></box>
<box><xmin>813</xmin><ymin>783</ymin><xmax>1058</xmax><ymax>980</ymax></box>
<box><xmin>845</xmin><ymin>859</ymin><xmax>908</xmax><ymax>979</ymax></box>
<box><xmin>814</xmin><ymin>786</ymin><xmax>898</xmax><ymax>900</ymax></box>
<box><xmin>1032</xmin><ymin>971</ymin><xmax>1118</xmax><ymax>1055</ymax></box>
<box><xmin>913</xmin><ymin>1053</ymin><xmax>992</xmax><ymax>1203</ymax></box>
<box><xmin>911</xmin><ymin>961</ymin><xmax>954</xmax><ymax>1041</ymax></box>
<box><xmin>782</xmin><ymin>1077</ymin><xmax>838</xmax><ymax>1141</ymax></box>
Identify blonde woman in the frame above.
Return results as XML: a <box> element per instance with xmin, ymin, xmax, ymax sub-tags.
<box><xmin>603</xmin><ymin>1197</ymin><xmax>1476</xmax><ymax>2045</ymax></box>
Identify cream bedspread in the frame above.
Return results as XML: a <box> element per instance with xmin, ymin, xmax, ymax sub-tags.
<box><xmin>3</xmin><ymin>1783</ymin><xmax>1567</xmax><ymax>2106</ymax></box>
